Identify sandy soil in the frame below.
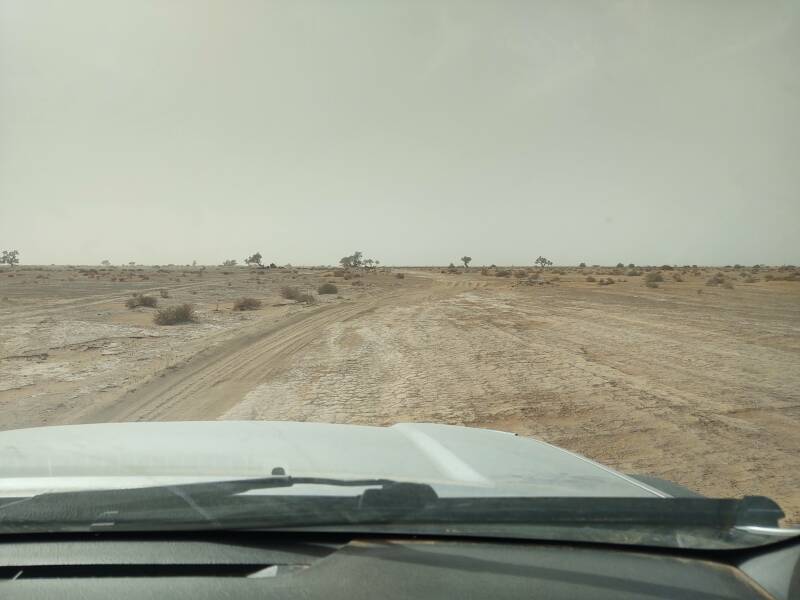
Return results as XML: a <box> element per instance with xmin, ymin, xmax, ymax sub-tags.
<box><xmin>1</xmin><ymin>264</ymin><xmax>799</xmax><ymax>522</ymax></box>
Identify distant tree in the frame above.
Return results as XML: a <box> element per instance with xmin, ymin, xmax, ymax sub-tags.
<box><xmin>268</xmin><ymin>262</ymin><xmax>277</xmax><ymax>269</ymax></box>
<box><xmin>461</xmin><ymin>256</ymin><xmax>472</xmax><ymax>269</ymax></box>
<box><xmin>1</xmin><ymin>250</ymin><xmax>20</xmax><ymax>266</ymax></box>
<box><xmin>222</xmin><ymin>259</ymin><xmax>238</xmax><ymax>267</ymax></box>
<box><xmin>245</xmin><ymin>252</ymin><xmax>263</xmax><ymax>266</ymax></box>
<box><xmin>628</xmin><ymin>263</ymin><xmax>635</xmax><ymax>269</ymax></box>
<box><xmin>579</xmin><ymin>262</ymin><xmax>587</xmax><ymax>268</ymax></box>
<box><xmin>616</xmin><ymin>262</ymin><xmax>624</xmax><ymax>268</ymax></box>
<box><xmin>364</xmin><ymin>258</ymin><xmax>374</xmax><ymax>268</ymax></box>
<box><xmin>128</xmin><ymin>261</ymin><xmax>135</xmax><ymax>266</ymax></box>
<box><xmin>339</xmin><ymin>251</ymin><xmax>363</xmax><ymax>268</ymax></box>
<box><xmin>534</xmin><ymin>256</ymin><xmax>552</xmax><ymax>269</ymax></box>
<box><xmin>101</xmin><ymin>259</ymin><xmax>110</xmax><ymax>266</ymax></box>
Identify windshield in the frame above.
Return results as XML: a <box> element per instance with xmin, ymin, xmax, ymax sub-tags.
<box><xmin>0</xmin><ymin>1</ymin><xmax>798</xmax><ymax>551</ymax></box>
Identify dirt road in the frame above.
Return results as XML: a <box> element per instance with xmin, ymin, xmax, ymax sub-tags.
<box><xmin>2</xmin><ymin>265</ymin><xmax>799</xmax><ymax>521</ymax></box>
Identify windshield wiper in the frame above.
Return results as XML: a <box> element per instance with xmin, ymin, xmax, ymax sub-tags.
<box><xmin>0</xmin><ymin>475</ymin><xmax>439</xmax><ymax>532</ymax></box>
<box><xmin>0</xmin><ymin>475</ymin><xmax>785</xmax><ymax>535</ymax></box>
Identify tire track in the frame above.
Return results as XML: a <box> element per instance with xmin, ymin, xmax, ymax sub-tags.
<box><xmin>81</xmin><ymin>298</ymin><xmax>388</xmax><ymax>423</ymax></box>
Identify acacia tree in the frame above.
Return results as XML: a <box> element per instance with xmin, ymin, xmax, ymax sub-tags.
<box><xmin>1</xmin><ymin>250</ymin><xmax>19</xmax><ymax>266</ymax></box>
<box><xmin>245</xmin><ymin>252</ymin><xmax>263</xmax><ymax>266</ymax></box>
<box><xmin>339</xmin><ymin>251</ymin><xmax>363</xmax><ymax>268</ymax></box>
<box><xmin>534</xmin><ymin>256</ymin><xmax>552</xmax><ymax>269</ymax></box>
<box><xmin>461</xmin><ymin>256</ymin><xmax>472</xmax><ymax>269</ymax></box>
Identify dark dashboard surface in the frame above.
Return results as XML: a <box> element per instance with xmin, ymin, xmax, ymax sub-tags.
<box><xmin>0</xmin><ymin>532</ymin><xmax>794</xmax><ymax>599</ymax></box>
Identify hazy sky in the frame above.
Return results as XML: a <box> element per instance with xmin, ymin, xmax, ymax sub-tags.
<box><xmin>1</xmin><ymin>1</ymin><xmax>798</xmax><ymax>266</ymax></box>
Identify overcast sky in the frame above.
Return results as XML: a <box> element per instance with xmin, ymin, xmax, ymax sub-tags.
<box><xmin>1</xmin><ymin>1</ymin><xmax>798</xmax><ymax>266</ymax></box>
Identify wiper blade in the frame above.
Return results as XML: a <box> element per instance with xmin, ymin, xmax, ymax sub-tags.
<box><xmin>0</xmin><ymin>476</ymin><xmax>439</xmax><ymax>532</ymax></box>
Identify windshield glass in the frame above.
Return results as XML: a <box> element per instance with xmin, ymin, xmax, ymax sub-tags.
<box><xmin>0</xmin><ymin>1</ymin><xmax>797</xmax><ymax>551</ymax></box>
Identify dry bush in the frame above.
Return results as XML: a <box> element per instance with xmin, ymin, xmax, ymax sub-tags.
<box><xmin>706</xmin><ymin>273</ymin><xmax>726</xmax><ymax>286</ymax></box>
<box><xmin>513</xmin><ymin>270</ymin><xmax>526</xmax><ymax>278</ymax></box>
<box><xmin>722</xmin><ymin>281</ymin><xmax>735</xmax><ymax>289</ymax></box>
<box><xmin>233</xmin><ymin>297</ymin><xmax>262</xmax><ymax>311</ymax></box>
<box><xmin>495</xmin><ymin>270</ymin><xmax>511</xmax><ymax>277</ymax></box>
<box><xmin>645</xmin><ymin>281</ymin><xmax>659</xmax><ymax>288</ymax></box>
<box><xmin>160</xmin><ymin>289</ymin><xmax>170</xmax><ymax>298</ymax></box>
<box><xmin>480</xmin><ymin>268</ymin><xmax>489</xmax><ymax>276</ymax></box>
<box><xmin>318</xmin><ymin>283</ymin><xmax>338</xmax><ymax>294</ymax></box>
<box><xmin>280</xmin><ymin>286</ymin><xmax>315</xmax><ymax>303</ymax></box>
<box><xmin>645</xmin><ymin>272</ymin><xmax>663</xmax><ymax>283</ymax></box>
<box><xmin>765</xmin><ymin>272</ymin><xmax>800</xmax><ymax>282</ymax></box>
<box><xmin>672</xmin><ymin>274</ymin><xmax>683</xmax><ymax>282</ymax></box>
<box><xmin>333</xmin><ymin>270</ymin><xmax>345</xmax><ymax>277</ymax></box>
<box><xmin>395</xmin><ymin>272</ymin><xmax>405</xmax><ymax>279</ymax></box>
<box><xmin>280</xmin><ymin>286</ymin><xmax>302</xmax><ymax>300</ymax></box>
<box><xmin>343</xmin><ymin>273</ymin><xmax>352</xmax><ymax>280</ymax></box>
<box><xmin>586</xmin><ymin>276</ymin><xmax>596</xmax><ymax>282</ymax></box>
<box><xmin>351</xmin><ymin>280</ymin><xmax>363</xmax><ymax>287</ymax></box>
<box><xmin>597</xmin><ymin>277</ymin><xmax>614</xmax><ymax>286</ymax></box>
<box><xmin>626</xmin><ymin>270</ymin><xmax>642</xmax><ymax>276</ymax></box>
<box><xmin>744</xmin><ymin>276</ymin><xmax>758</xmax><ymax>283</ymax></box>
<box><xmin>125</xmin><ymin>294</ymin><xmax>158</xmax><ymax>309</ymax></box>
<box><xmin>154</xmin><ymin>304</ymin><xmax>196</xmax><ymax>325</ymax></box>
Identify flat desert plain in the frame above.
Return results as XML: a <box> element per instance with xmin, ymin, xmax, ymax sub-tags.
<box><xmin>1</xmin><ymin>264</ymin><xmax>799</xmax><ymax>522</ymax></box>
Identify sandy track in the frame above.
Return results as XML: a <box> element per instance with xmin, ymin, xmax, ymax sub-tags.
<box><xmin>83</xmin><ymin>301</ymin><xmax>380</xmax><ymax>422</ymax></box>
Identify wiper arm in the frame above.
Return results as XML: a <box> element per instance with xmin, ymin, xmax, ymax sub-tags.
<box><xmin>0</xmin><ymin>475</ymin><xmax>439</xmax><ymax>532</ymax></box>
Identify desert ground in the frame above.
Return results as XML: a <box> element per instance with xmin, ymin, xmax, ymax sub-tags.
<box><xmin>1</xmin><ymin>263</ymin><xmax>799</xmax><ymax>522</ymax></box>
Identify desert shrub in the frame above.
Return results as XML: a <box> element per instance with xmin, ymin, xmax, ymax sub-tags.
<box><xmin>480</xmin><ymin>267</ymin><xmax>489</xmax><ymax>276</ymax></box>
<box><xmin>351</xmin><ymin>280</ymin><xmax>363</xmax><ymax>286</ymax></box>
<box><xmin>280</xmin><ymin>286</ymin><xmax>302</xmax><ymax>300</ymax></box>
<box><xmin>744</xmin><ymin>276</ymin><xmax>758</xmax><ymax>283</ymax></box>
<box><xmin>280</xmin><ymin>286</ymin><xmax>315</xmax><ymax>303</ymax></box>
<box><xmin>125</xmin><ymin>294</ymin><xmax>158</xmax><ymax>309</ymax></box>
<box><xmin>550</xmin><ymin>276</ymin><xmax>561</xmax><ymax>282</ymax></box>
<box><xmin>597</xmin><ymin>277</ymin><xmax>614</xmax><ymax>286</ymax></box>
<box><xmin>626</xmin><ymin>270</ymin><xmax>642</xmax><ymax>276</ymax></box>
<box><xmin>495</xmin><ymin>270</ymin><xmax>511</xmax><ymax>277</ymax></box>
<box><xmin>233</xmin><ymin>297</ymin><xmax>262</xmax><ymax>311</ymax></box>
<box><xmin>333</xmin><ymin>270</ymin><xmax>345</xmax><ymax>277</ymax></box>
<box><xmin>645</xmin><ymin>281</ymin><xmax>659</xmax><ymax>288</ymax></box>
<box><xmin>318</xmin><ymin>283</ymin><xmax>338</xmax><ymax>294</ymax></box>
<box><xmin>586</xmin><ymin>276</ymin><xmax>596</xmax><ymax>282</ymax></box>
<box><xmin>395</xmin><ymin>272</ymin><xmax>405</xmax><ymax>279</ymax></box>
<box><xmin>722</xmin><ymin>281</ymin><xmax>735</xmax><ymax>289</ymax></box>
<box><xmin>672</xmin><ymin>274</ymin><xmax>683</xmax><ymax>282</ymax></box>
<box><xmin>513</xmin><ymin>270</ymin><xmax>526</xmax><ymax>278</ymax></box>
<box><xmin>645</xmin><ymin>272</ymin><xmax>663</xmax><ymax>283</ymax></box>
<box><xmin>765</xmin><ymin>272</ymin><xmax>800</xmax><ymax>282</ymax></box>
<box><xmin>343</xmin><ymin>273</ymin><xmax>352</xmax><ymax>280</ymax></box>
<box><xmin>661</xmin><ymin>265</ymin><xmax>674</xmax><ymax>270</ymax></box>
<box><xmin>706</xmin><ymin>273</ymin><xmax>726</xmax><ymax>286</ymax></box>
<box><xmin>160</xmin><ymin>289</ymin><xmax>169</xmax><ymax>298</ymax></box>
<box><xmin>154</xmin><ymin>303</ymin><xmax>196</xmax><ymax>325</ymax></box>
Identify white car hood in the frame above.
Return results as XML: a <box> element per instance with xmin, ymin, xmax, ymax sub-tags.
<box><xmin>0</xmin><ymin>421</ymin><xmax>663</xmax><ymax>498</ymax></box>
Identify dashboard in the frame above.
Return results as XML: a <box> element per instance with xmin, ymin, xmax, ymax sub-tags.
<box><xmin>0</xmin><ymin>531</ymin><xmax>797</xmax><ymax>599</ymax></box>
